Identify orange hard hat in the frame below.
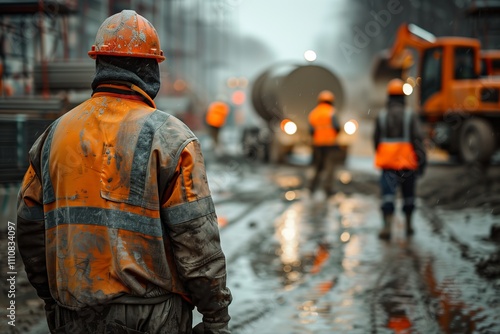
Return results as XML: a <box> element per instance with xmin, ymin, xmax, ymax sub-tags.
<box><xmin>317</xmin><ymin>90</ymin><xmax>335</xmax><ymax>103</ymax></box>
<box><xmin>208</xmin><ymin>101</ymin><xmax>229</xmax><ymax>113</ymax></box>
<box><xmin>88</xmin><ymin>10</ymin><xmax>165</xmax><ymax>62</ymax></box>
<box><xmin>387</xmin><ymin>78</ymin><xmax>405</xmax><ymax>96</ymax></box>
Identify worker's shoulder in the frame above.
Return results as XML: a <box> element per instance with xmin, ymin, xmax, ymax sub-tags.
<box><xmin>154</xmin><ymin>109</ymin><xmax>198</xmax><ymax>142</ymax></box>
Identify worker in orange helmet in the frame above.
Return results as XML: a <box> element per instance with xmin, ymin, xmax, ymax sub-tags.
<box><xmin>374</xmin><ymin>78</ymin><xmax>427</xmax><ymax>240</ymax></box>
<box><xmin>205</xmin><ymin>100</ymin><xmax>230</xmax><ymax>155</ymax></box>
<box><xmin>307</xmin><ymin>90</ymin><xmax>341</xmax><ymax>197</ymax></box>
<box><xmin>17</xmin><ymin>10</ymin><xmax>231</xmax><ymax>334</ymax></box>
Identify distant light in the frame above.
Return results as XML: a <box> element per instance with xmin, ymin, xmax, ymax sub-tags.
<box><xmin>217</xmin><ymin>217</ymin><xmax>227</xmax><ymax>227</ymax></box>
<box><xmin>406</xmin><ymin>76</ymin><xmax>416</xmax><ymax>87</ymax></box>
<box><xmin>403</xmin><ymin>83</ymin><xmax>413</xmax><ymax>95</ymax></box>
<box><xmin>304</xmin><ymin>50</ymin><xmax>317</xmax><ymax>62</ymax></box>
<box><xmin>238</xmin><ymin>77</ymin><xmax>248</xmax><ymax>88</ymax></box>
<box><xmin>340</xmin><ymin>232</ymin><xmax>350</xmax><ymax>242</ymax></box>
<box><xmin>231</xmin><ymin>90</ymin><xmax>245</xmax><ymax>105</ymax></box>
<box><xmin>339</xmin><ymin>171</ymin><xmax>352</xmax><ymax>185</ymax></box>
<box><xmin>173</xmin><ymin>79</ymin><xmax>186</xmax><ymax>92</ymax></box>
<box><xmin>281</xmin><ymin>119</ymin><xmax>297</xmax><ymax>135</ymax></box>
<box><xmin>285</xmin><ymin>191</ymin><xmax>297</xmax><ymax>201</ymax></box>
<box><xmin>227</xmin><ymin>77</ymin><xmax>238</xmax><ymax>89</ymax></box>
<box><xmin>344</xmin><ymin>119</ymin><xmax>358</xmax><ymax>135</ymax></box>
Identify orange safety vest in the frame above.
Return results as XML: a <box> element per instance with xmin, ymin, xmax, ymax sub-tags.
<box><xmin>374</xmin><ymin>108</ymin><xmax>418</xmax><ymax>170</ymax></box>
<box><xmin>17</xmin><ymin>84</ymin><xmax>229</xmax><ymax>310</ymax></box>
<box><xmin>206</xmin><ymin>101</ymin><xmax>229</xmax><ymax>128</ymax></box>
<box><xmin>308</xmin><ymin>103</ymin><xmax>338</xmax><ymax>146</ymax></box>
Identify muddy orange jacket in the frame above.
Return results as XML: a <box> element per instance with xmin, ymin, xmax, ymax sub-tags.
<box><xmin>308</xmin><ymin>102</ymin><xmax>340</xmax><ymax>146</ymax></box>
<box><xmin>374</xmin><ymin>107</ymin><xmax>419</xmax><ymax>170</ymax></box>
<box><xmin>205</xmin><ymin>101</ymin><xmax>229</xmax><ymax>128</ymax></box>
<box><xmin>17</xmin><ymin>84</ymin><xmax>231</xmax><ymax>324</ymax></box>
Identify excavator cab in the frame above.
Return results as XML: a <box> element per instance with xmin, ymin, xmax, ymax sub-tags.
<box><xmin>420</xmin><ymin>39</ymin><xmax>481</xmax><ymax>114</ymax></box>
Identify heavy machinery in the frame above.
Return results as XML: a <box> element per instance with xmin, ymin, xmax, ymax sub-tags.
<box><xmin>244</xmin><ymin>63</ymin><xmax>355</xmax><ymax>164</ymax></box>
<box><xmin>374</xmin><ymin>23</ymin><xmax>500</xmax><ymax>165</ymax></box>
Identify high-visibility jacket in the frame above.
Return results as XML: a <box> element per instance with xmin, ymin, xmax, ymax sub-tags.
<box><xmin>206</xmin><ymin>101</ymin><xmax>229</xmax><ymax>128</ymax></box>
<box><xmin>374</xmin><ymin>107</ymin><xmax>419</xmax><ymax>170</ymax></box>
<box><xmin>17</xmin><ymin>84</ymin><xmax>232</xmax><ymax>323</ymax></box>
<box><xmin>308</xmin><ymin>102</ymin><xmax>339</xmax><ymax>146</ymax></box>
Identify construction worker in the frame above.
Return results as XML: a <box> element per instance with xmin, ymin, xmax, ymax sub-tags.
<box><xmin>307</xmin><ymin>90</ymin><xmax>341</xmax><ymax>197</ymax></box>
<box><xmin>374</xmin><ymin>78</ymin><xmax>427</xmax><ymax>240</ymax></box>
<box><xmin>205</xmin><ymin>100</ymin><xmax>230</xmax><ymax>154</ymax></box>
<box><xmin>17</xmin><ymin>10</ymin><xmax>232</xmax><ymax>334</ymax></box>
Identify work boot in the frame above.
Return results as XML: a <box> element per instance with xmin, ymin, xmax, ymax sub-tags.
<box><xmin>405</xmin><ymin>212</ymin><xmax>414</xmax><ymax>237</ymax></box>
<box><xmin>378</xmin><ymin>213</ymin><xmax>393</xmax><ymax>240</ymax></box>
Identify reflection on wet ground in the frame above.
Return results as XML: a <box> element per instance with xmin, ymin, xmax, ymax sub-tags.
<box><xmin>230</xmin><ymin>191</ymin><xmax>500</xmax><ymax>333</ymax></box>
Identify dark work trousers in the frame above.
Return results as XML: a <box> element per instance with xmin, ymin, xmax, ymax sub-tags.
<box><xmin>309</xmin><ymin>145</ymin><xmax>337</xmax><ymax>195</ymax></box>
<box><xmin>207</xmin><ymin>125</ymin><xmax>221</xmax><ymax>147</ymax></box>
<box><xmin>380</xmin><ymin>169</ymin><xmax>416</xmax><ymax>215</ymax></box>
<box><xmin>47</xmin><ymin>294</ymin><xmax>193</xmax><ymax>334</ymax></box>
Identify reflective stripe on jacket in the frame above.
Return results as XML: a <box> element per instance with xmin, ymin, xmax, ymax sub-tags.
<box><xmin>308</xmin><ymin>103</ymin><xmax>338</xmax><ymax>146</ymax></box>
<box><xmin>206</xmin><ymin>101</ymin><xmax>229</xmax><ymax>128</ymax></box>
<box><xmin>374</xmin><ymin>108</ymin><xmax>418</xmax><ymax>170</ymax></box>
<box><xmin>17</xmin><ymin>84</ymin><xmax>232</xmax><ymax>323</ymax></box>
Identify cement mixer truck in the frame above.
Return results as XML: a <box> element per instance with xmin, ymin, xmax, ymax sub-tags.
<box><xmin>243</xmin><ymin>63</ymin><xmax>355</xmax><ymax>164</ymax></box>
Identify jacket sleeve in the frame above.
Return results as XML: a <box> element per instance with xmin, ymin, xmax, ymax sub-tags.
<box><xmin>17</xmin><ymin>164</ymin><xmax>54</xmax><ymax>305</ymax></box>
<box><xmin>160</xmin><ymin>139</ymin><xmax>232</xmax><ymax>333</ymax></box>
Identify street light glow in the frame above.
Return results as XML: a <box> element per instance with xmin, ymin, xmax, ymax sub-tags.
<box><xmin>304</xmin><ymin>50</ymin><xmax>317</xmax><ymax>62</ymax></box>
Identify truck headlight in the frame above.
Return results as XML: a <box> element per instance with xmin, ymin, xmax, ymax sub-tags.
<box><xmin>281</xmin><ymin>119</ymin><xmax>297</xmax><ymax>135</ymax></box>
<box><xmin>344</xmin><ymin>119</ymin><xmax>358</xmax><ymax>135</ymax></box>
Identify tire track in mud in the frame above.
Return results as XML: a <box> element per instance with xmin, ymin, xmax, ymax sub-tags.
<box><xmin>421</xmin><ymin>203</ymin><xmax>500</xmax><ymax>280</ymax></box>
<box><xmin>417</xmin><ymin>205</ymin><xmax>500</xmax><ymax>333</ymax></box>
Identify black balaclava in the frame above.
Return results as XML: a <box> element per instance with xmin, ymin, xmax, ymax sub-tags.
<box><xmin>91</xmin><ymin>55</ymin><xmax>160</xmax><ymax>100</ymax></box>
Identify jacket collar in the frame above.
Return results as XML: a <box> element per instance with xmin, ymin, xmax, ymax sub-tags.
<box><xmin>92</xmin><ymin>81</ymin><xmax>156</xmax><ymax>108</ymax></box>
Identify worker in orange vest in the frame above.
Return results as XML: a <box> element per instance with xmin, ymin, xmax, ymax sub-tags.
<box><xmin>17</xmin><ymin>10</ymin><xmax>231</xmax><ymax>333</ymax></box>
<box><xmin>205</xmin><ymin>100</ymin><xmax>230</xmax><ymax>154</ymax></box>
<box><xmin>374</xmin><ymin>78</ymin><xmax>427</xmax><ymax>240</ymax></box>
<box><xmin>308</xmin><ymin>90</ymin><xmax>341</xmax><ymax>197</ymax></box>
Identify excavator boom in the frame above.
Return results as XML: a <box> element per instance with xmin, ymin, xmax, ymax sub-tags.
<box><xmin>388</xmin><ymin>23</ymin><xmax>435</xmax><ymax>69</ymax></box>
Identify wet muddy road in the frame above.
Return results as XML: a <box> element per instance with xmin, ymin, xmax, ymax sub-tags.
<box><xmin>207</xmin><ymin>159</ymin><xmax>500</xmax><ymax>334</ymax></box>
<box><xmin>1</xmin><ymin>157</ymin><xmax>500</xmax><ymax>333</ymax></box>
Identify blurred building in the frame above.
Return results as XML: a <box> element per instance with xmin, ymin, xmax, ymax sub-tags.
<box><xmin>361</xmin><ymin>0</ymin><xmax>500</xmax><ymax>51</ymax></box>
<box><xmin>0</xmin><ymin>0</ymin><xmax>238</xmax><ymax>105</ymax></box>
<box><xmin>0</xmin><ymin>0</ymin><xmax>241</xmax><ymax>184</ymax></box>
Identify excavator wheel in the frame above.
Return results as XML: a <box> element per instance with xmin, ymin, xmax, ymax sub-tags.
<box><xmin>459</xmin><ymin>118</ymin><xmax>496</xmax><ymax>165</ymax></box>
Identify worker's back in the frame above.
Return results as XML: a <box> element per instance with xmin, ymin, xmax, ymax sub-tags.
<box><xmin>35</xmin><ymin>91</ymin><xmax>195</xmax><ymax>309</ymax></box>
<box><xmin>308</xmin><ymin>103</ymin><xmax>338</xmax><ymax>146</ymax></box>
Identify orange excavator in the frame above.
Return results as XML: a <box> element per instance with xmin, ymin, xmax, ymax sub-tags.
<box><xmin>374</xmin><ymin>23</ymin><xmax>500</xmax><ymax>165</ymax></box>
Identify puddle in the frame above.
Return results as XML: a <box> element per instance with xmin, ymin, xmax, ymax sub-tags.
<box><xmin>231</xmin><ymin>193</ymin><xmax>500</xmax><ymax>333</ymax></box>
